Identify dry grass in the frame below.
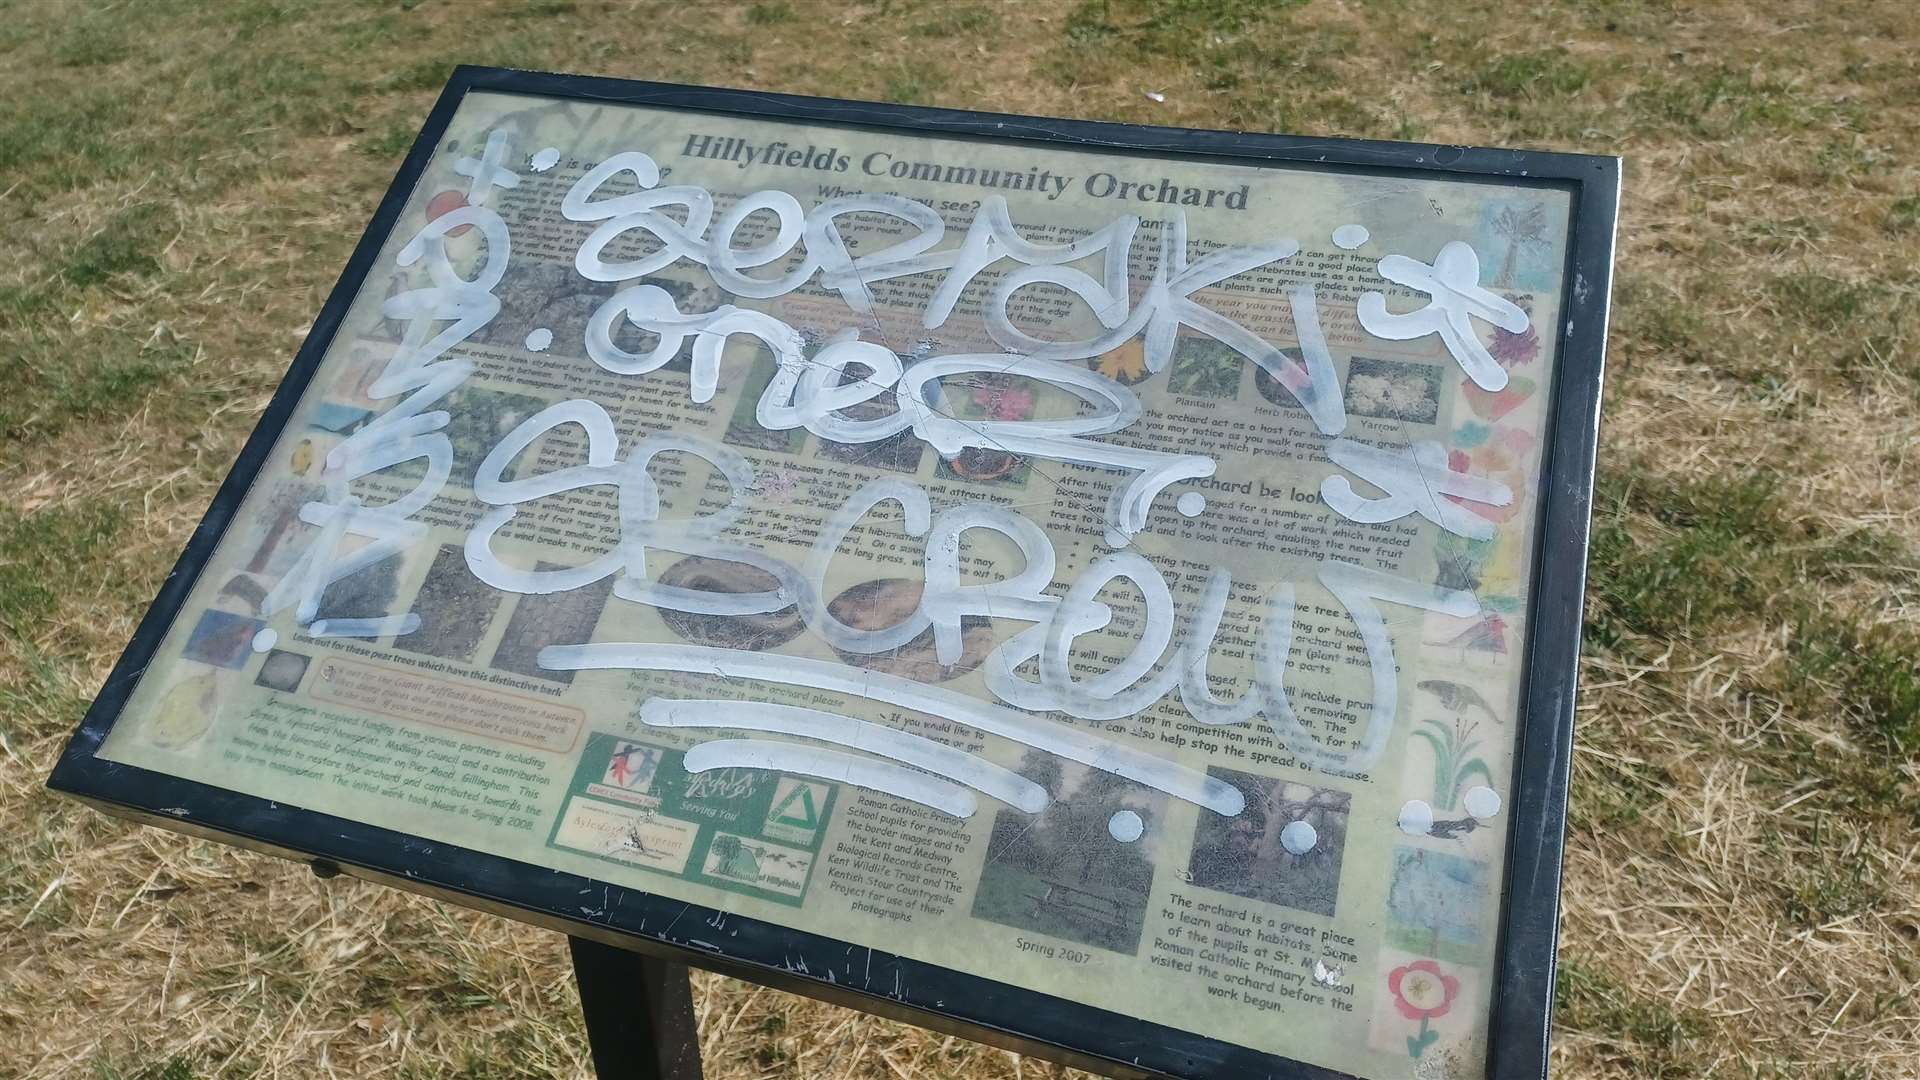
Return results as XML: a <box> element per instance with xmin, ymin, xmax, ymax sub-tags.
<box><xmin>2</xmin><ymin>0</ymin><xmax>1917</xmax><ymax>1077</ymax></box>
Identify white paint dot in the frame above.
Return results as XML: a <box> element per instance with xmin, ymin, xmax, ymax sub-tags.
<box><xmin>1332</xmin><ymin>223</ymin><xmax>1370</xmax><ymax>250</ymax></box>
<box><xmin>1398</xmin><ymin>799</ymin><xmax>1434</xmax><ymax>836</ymax></box>
<box><xmin>251</xmin><ymin>628</ymin><xmax>278</xmax><ymax>653</ymax></box>
<box><xmin>524</xmin><ymin>327</ymin><xmax>553</xmax><ymax>353</ymax></box>
<box><xmin>1176</xmin><ymin>491</ymin><xmax>1206</xmax><ymax>517</ymax></box>
<box><xmin>1108</xmin><ymin>809</ymin><xmax>1144</xmax><ymax>843</ymax></box>
<box><xmin>1464</xmin><ymin>785</ymin><xmax>1502</xmax><ymax>821</ymax></box>
<box><xmin>530</xmin><ymin>147</ymin><xmax>561</xmax><ymax>173</ymax></box>
<box><xmin>1280</xmin><ymin>819</ymin><xmax>1318</xmax><ymax>855</ymax></box>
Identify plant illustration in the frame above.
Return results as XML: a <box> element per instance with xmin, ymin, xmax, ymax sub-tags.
<box><xmin>1412</xmin><ymin>715</ymin><xmax>1491</xmax><ymax>811</ymax></box>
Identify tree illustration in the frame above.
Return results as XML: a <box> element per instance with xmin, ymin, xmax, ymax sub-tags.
<box><xmin>1490</xmin><ymin>203</ymin><xmax>1548</xmax><ymax>287</ymax></box>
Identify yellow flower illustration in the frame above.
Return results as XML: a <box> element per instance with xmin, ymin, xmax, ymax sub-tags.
<box><xmin>1094</xmin><ymin>339</ymin><xmax>1148</xmax><ymax>384</ymax></box>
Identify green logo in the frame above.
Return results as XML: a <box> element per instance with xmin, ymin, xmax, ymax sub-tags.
<box><xmin>770</xmin><ymin>781</ymin><xmax>818</xmax><ymax>830</ymax></box>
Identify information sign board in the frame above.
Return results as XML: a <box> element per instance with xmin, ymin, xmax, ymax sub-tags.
<box><xmin>50</xmin><ymin>67</ymin><xmax>1617</xmax><ymax>1080</ymax></box>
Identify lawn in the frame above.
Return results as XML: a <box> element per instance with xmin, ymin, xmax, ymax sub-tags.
<box><xmin>2</xmin><ymin>1</ymin><xmax>1916</xmax><ymax>1078</ymax></box>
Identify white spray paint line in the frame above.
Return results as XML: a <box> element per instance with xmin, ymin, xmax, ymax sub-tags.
<box><xmin>706</xmin><ymin>190</ymin><xmax>812</xmax><ymax>297</ymax></box>
<box><xmin>1281</xmin><ymin>819</ymin><xmax>1318</xmax><ymax>855</ymax></box>
<box><xmin>538</xmin><ymin>643</ymin><xmax>1245</xmax><ymax>817</ymax></box>
<box><xmin>574</xmin><ymin>193</ymin><xmax>715</xmax><ymax>282</ymax></box>
<box><xmin>557</xmin><ymin>212</ymin><xmax>1342</xmax><ymax>551</ymax></box>
<box><xmin>464</xmin><ymin>399</ymin><xmax>801</xmax><ymax>616</ymax></box>
<box><xmin>986</xmin><ymin>564</ymin><xmax>1253</xmax><ymax>726</ymax></box>
<box><xmin>565</xmin><ymin>156</ymin><xmax>953</xmax><ymax>317</ymax></box>
<box><xmin>922</xmin><ymin>503</ymin><xmax>1057</xmax><ymax>667</ymax></box>
<box><xmin>308</xmin><ymin>613</ymin><xmax>423</xmax><ymax>639</ymax></box>
<box><xmin>641</xmin><ymin>698</ymin><xmax>1048</xmax><ymax>813</ymax></box>
<box><xmin>560</xmin><ymin>151</ymin><xmax>663</xmax><ymax>219</ymax></box>
<box><xmin>1285</xmin><ymin>282</ymin><xmax>1346</xmax><ymax>436</ymax></box>
<box><xmin>470</xmin><ymin>407</ymin><xmax>1465</xmax><ymax>778</ymax></box>
<box><xmin>265</xmin><ymin>494</ymin><xmax>359</xmax><ymax>624</ymax></box>
<box><xmin>554</xmin><ymin>160</ymin><xmax>1353</xmax><ymax>493</ymax></box>
<box><xmin>267</xmin><ymin>137</ymin><xmax>517</xmax><ymax>639</ymax></box>
<box><xmin>460</xmin><ymin>394</ymin><xmax>1211</xmax><ymax>683</ymax></box>
<box><xmin>683</xmin><ymin>738</ymin><xmax>977</xmax><ymax>819</ymax></box>
<box><xmin>1398</xmin><ymin>799</ymin><xmax>1434</xmax><ymax>836</ymax></box>
<box><xmin>1041</xmin><ymin>551</ymin><xmax>1173</xmax><ymax>701</ymax></box>
<box><xmin>799</xmin><ymin>478</ymin><xmax>930</xmax><ymax>654</ymax></box>
<box><xmin>972</xmin><ymin>212</ymin><xmax>1348</xmax><ymax>437</ymax></box>
<box><xmin>1259</xmin><ymin>561</ymin><xmax>1479</xmax><ymax>776</ymax></box>
<box><xmin>895</xmin><ymin>353</ymin><xmax>1216</xmax><ymax>546</ymax></box>
<box><xmin>1356</xmin><ymin>239</ymin><xmax>1529</xmax><ymax>392</ymax></box>
<box><xmin>1176</xmin><ymin>571</ymin><xmax>1267</xmax><ymax>726</ymax></box>
<box><xmin>454</xmin><ymin>128</ymin><xmax>520</xmax><ymax>208</ymax></box>
<box><xmin>1321</xmin><ymin>437</ymin><xmax>1511</xmax><ymax>541</ymax></box>
<box><xmin>1464</xmin><ymin>785</ymin><xmax>1502</xmax><ymax>820</ymax></box>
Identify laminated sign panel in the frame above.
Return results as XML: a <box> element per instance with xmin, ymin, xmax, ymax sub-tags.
<box><xmin>50</xmin><ymin>67</ymin><xmax>1618</xmax><ymax>1080</ymax></box>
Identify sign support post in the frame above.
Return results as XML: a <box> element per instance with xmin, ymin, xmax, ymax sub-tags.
<box><xmin>570</xmin><ymin>936</ymin><xmax>704</xmax><ymax>1080</ymax></box>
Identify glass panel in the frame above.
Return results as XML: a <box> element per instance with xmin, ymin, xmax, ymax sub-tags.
<box><xmin>97</xmin><ymin>90</ymin><xmax>1573</xmax><ymax>1078</ymax></box>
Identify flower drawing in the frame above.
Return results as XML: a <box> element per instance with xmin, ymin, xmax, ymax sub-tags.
<box><xmin>1489</xmin><ymin>320</ymin><xmax>1540</xmax><ymax>369</ymax></box>
<box><xmin>1389</xmin><ymin>959</ymin><xmax>1460</xmax><ymax>1058</ymax></box>
<box><xmin>971</xmin><ymin>384</ymin><xmax>1034</xmax><ymax>421</ymax></box>
<box><xmin>1444</xmin><ymin>439</ymin><xmax>1529</xmax><ymax>528</ymax></box>
<box><xmin>1093</xmin><ymin>339</ymin><xmax>1149</xmax><ymax>384</ymax></box>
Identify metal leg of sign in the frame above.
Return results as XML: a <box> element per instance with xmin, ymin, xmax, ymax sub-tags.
<box><xmin>569</xmin><ymin>935</ymin><xmax>705</xmax><ymax>1080</ymax></box>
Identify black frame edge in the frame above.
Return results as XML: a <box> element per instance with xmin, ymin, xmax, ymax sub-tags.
<box><xmin>1486</xmin><ymin>155</ymin><xmax>1620</xmax><ymax>1079</ymax></box>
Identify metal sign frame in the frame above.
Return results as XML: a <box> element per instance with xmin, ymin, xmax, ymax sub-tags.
<box><xmin>47</xmin><ymin>65</ymin><xmax>1618</xmax><ymax>1080</ymax></box>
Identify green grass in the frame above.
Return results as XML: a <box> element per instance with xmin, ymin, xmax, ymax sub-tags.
<box><xmin>1629</xmin><ymin>63</ymin><xmax>1834</xmax><ymax>139</ymax></box>
<box><xmin>1889</xmin><ymin>195</ymin><xmax>1920</xmax><ymax>232</ymax></box>
<box><xmin>1463</xmin><ymin>48</ymin><xmax>1593</xmax><ymax>101</ymax></box>
<box><xmin>915</xmin><ymin>5</ymin><xmax>998</xmax><ymax>37</ymax></box>
<box><xmin>0</xmin><ymin>502</ymin><xmax>126</xmax><ymax>631</ymax></box>
<box><xmin>1556</xmin><ymin>961</ymin><xmax>1704</xmax><ymax>1080</ymax></box>
<box><xmin>1585</xmin><ymin>455</ymin><xmax>1919</xmax><ymax>825</ymax></box>
<box><xmin>1585</xmin><ymin>468</ymin><xmax>1788</xmax><ymax>647</ymax></box>
<box><xmin>882</xmin><ymin>65</ymin><xmax>947</xmax><ymax>106</ymax></box>
<box><xmin>65</xmin><ymin>204</ymin><xmax>171</xmax><ymax>286</ymax></box>
<box><xmin>745</xmin><ymin>1</ymin><xmax>795</xmax><ymax>25</ymax></box>
<box><xmin>1779</xmin><ymin>826</ymin><xmax>1892</xmax><ymax>928</ymax></box>
<box><xmin>1786</xmin><ymin>616</ymin><xmax>1920</xmax><ymax>750</ymax></box>
<box><xmin>52</xmin><ymin>18</ymin><xmax>128</xmax><ymax>69</ymax></box>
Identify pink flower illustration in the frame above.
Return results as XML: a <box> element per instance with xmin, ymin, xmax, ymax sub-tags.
<box><xmin>972</xmin><ymin>385</ymin><xmax>1034</xmax><ymax>420</ymax></box>
<box><xmin>1489</xmin><ymin>321</ymin><xmax>1540</xmax><ymax>368</ymax></box>
<box><xmin>1389</xmin><ymin>960</ymin><xmax>1460</xmax><ymax>1021</ymax></box>
<box><xmin>1489</xmin><ymin>292</ymin><xmax>1540</xmax><ymax>368</ymax></box>
<box><xmin>1389</xmin><ymin>959</ymin><xmax>1460</xmax><ymax>1058</ymax></box>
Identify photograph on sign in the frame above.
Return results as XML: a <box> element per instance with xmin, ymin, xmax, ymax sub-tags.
<box><xmin>52</xmin><ymin>74</ymin><xmax>1613</xmax><ymax>1080</ymax></box>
